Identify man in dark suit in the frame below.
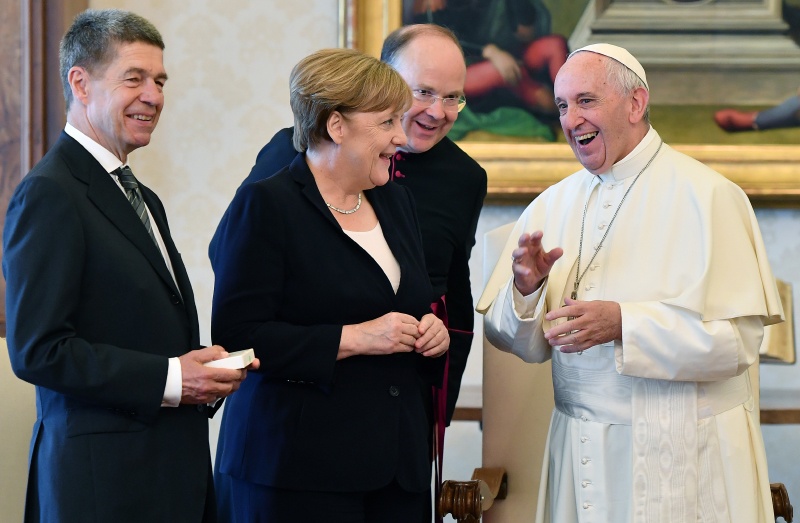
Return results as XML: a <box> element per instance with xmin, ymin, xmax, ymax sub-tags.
<box><xmin>2</xmin><ymin>9</ymin><xmax>256</xmax><ymax>522</ymax></box>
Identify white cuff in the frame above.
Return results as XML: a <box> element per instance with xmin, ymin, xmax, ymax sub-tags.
<box><xmin>161</xmin><ymin>357</ymin><xmax>182</xmax><ymax>407</ymax></box>
<box><xmin>512</xmin><ymin>280</ymin><xmax>545</xmax><ymax>319</ymax></box>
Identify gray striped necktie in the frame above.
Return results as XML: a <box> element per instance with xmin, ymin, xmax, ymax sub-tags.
<box><xmin>116</xmin><ymin>166</ymin><xmax>158</xmax><ymax>246</ymax></box>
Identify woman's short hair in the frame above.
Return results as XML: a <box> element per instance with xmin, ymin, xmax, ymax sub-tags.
<box><xmin>290</xmin><ymin>48</ymin><xmax>412</xmax><ymax>152</ymax></box>
<box><xmin>60</xmin><ymin>9</ymin><xmax>164</xmax><ymax>110</ymax></box>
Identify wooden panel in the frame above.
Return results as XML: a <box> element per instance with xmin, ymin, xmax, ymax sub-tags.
<box><xmin>45</xmin><ymin>0</ymin><xmax>87</xmax><ymax>150</ymax></box>
<box><xmin>760</xmin><ymin>387</ymin><xmax>800</xmax><ymax>424</ymax></box>
<box><xmin>0</xmin><ymin>0</ymin><xmax>85</xmax><ymax>337</ymax></box>
<box><xmin>0</xmin><ymin>0</ymin><xmax>24</xmax><ymax>336</ymax></box>
<box><xmin>456</xmin><ymin>406</ymin><xmax>800</xmax><ymax>425</ymax></box>
<box><xmin>761</xmin><ymin>409</ymin><xmax>800</xmax><ymax>424</ymax></box>
<box><xmin>452</xmin><ymin>407</ymin><xmax>482</xmax><ymax>423</ymax></box>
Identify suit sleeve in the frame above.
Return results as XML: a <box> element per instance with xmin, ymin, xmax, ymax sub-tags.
<box><xmin>443</xmin><ymin>168</ymin><xmax>487</xmax><ymax>423</ymax></box>
<box><xmin>210</xmin><ymin>183</ymin><xmax>341</xmax><ymax>384</ymax></box>
<box><xmin>3</xmin><ymin>176</ymin><xmax>167</xmax><ymax>422</ymax></box>
<box><xmin>208</xmin><ymin>127</ymin><xmax>298</xmax><ymax>265</ymax></box>
<box><xmin>397</xmin><ymin>186</ymin><xmax>447</xmax><ymax>389</ymax></box>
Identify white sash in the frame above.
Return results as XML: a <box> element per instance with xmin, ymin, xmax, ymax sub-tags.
<box><xmin>552</xmin><ymin>355</ymin><xmax>748</xmax><ymax>523</ymax></box>
<box><xmin>630</xmin><ymin>378</ymin><xmax>735</xmax><ymax>523</ymax></box>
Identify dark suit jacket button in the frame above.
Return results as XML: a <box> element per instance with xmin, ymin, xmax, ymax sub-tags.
<box><xmin>196</xmin><ymin>404</ymin><xmax>205</xmax><ymax>413</ymax></box>
<box><xmin>171</xmin><ymin>294</ymin><xmax>181</xmax><ymax>305</ymax></box>
<box><xmin>389</xmin><ymin>386</ymin><xmax>400</xmax><ymax>397</ymax></box>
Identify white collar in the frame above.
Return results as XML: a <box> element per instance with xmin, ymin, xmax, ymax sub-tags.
<box><xmin>599</xmin><ymin>126</ymin><xmax>659</xmax><ymax>183</ymax></box>
<box><xmin>64</xmin><ymin>123</ymin><xmax>125</xmax><ymax>174</ymax></box>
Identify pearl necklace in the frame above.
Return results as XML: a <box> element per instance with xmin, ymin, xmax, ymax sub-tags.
<box><xmin>326</xmin><ymin>192</ymin><xmax>362</xmax><ymax>215</ymax></box>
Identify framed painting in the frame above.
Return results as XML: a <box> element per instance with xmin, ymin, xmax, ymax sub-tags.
<box><xmin>339</xmin><ymin>0</ymin><xmax>800</xmax><ymax>205</ymax></box>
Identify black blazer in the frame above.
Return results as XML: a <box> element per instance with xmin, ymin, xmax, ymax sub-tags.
<box><xmin>208</xmin><ymin>128</ymin><xmax>488</xmax><ymax>425</ymax></box>
<box><xmin>211</xmin><ymin>154</ymin><xmax>443</xmax><ymax>493</ymax></box>
<box><xmin>3</xmin><ymin>133</ymin><xmax>213</xmax><ymax>523</ymax></box>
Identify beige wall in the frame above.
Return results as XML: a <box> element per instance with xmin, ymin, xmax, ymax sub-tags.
<box><xmin>0</xmin><ymin>339</ymin><xmax>35</xmax><ymax>521</ymax></box>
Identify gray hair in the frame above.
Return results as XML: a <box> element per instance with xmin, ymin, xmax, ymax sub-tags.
<box><xmin>60</xmin><ymin>9</ymin><xmax>164</xmax><ymax>110</ymax></box>
<box><xmin>604</xmin><ymin>57</ymin><xmax>650</xmax><ymax>123</ymax></box>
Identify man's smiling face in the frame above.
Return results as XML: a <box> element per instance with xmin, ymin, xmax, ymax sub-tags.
<box><xmin>392</xmin><ymin>34</ymin><xmax>466</xmax><ymax>154</ymax></box>
<box><xmin>554</xmin><ymin>52</ymin><xmax>646</xmax><ymax>175</ymax></box>
<box><xmin>79</xmin><ymin>41</ymin><xmax>167</xmax><ymax>161</ymax></box>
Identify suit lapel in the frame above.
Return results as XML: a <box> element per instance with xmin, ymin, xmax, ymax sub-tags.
<box><xmin>139</xmin><ymin>183</ymin><xmax>197</xmax><ymax>317</ymax></box>
<box><xmin>369</xmin><ymin>189</ymin><xmax>411</xmax><ymax>294</ymax></box>
<box><xmin>87</xmin><ymin>174</ymin><xmax>183</xmax><ymax>296</ymax></box>
<box><xmin>290</xmin><ymin>154</ymin><xmax>404</xmax><ymax>298</ymax></box>
<box><xmin>58</xmin><ymin>134</ymin><xmax>184</xmax><ymax>299</ymax></box>
<box><xmin>140</xmin><ymin>184</ymin><xmax>201</xmax><ymax>341</ymax></box>
<box><xmin>290</xmin><ymin>155</ymin><xmax>342</xmax><ymax>231</ymax></box>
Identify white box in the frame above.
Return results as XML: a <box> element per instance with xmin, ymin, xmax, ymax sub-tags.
<box><xmin>204</xmin><ymin>348</ymin><xmax>255</xmax><ymax>369</ymax></box>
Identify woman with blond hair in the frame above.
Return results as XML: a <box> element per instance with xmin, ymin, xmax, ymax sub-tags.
<box><xmin>210</xmin><ymin>48</ymin><xmax>449</xmax><ymax>523</ymax></box>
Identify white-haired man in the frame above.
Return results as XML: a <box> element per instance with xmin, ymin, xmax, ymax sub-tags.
<box><xmin>480</xmin><ymin>43</ymin><xmax>783</xmax><ymax>522</ymax></box>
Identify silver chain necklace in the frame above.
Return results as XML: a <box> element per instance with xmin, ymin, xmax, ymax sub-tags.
<box><xmin>572</xmin><ymin>140</ymin><xmax>663</xmax><ymax>302</ymax></box>
<box><xmin>569</xmin><ymin>140</ymin><xmax>662</xmax><ymax>355</ymax></box>
<box><xmin>326</xmin><ymin>192</ymin><xmax>362</xmax><ymax>215</ymax></box>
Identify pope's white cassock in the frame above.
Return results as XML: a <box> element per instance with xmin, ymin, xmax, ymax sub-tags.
<box><xmin>478</xmin><ymin>127</ymin><xmax>784</xmax><ymax>523</ymax></box>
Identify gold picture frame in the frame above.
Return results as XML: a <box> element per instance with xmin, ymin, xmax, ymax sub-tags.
<box><xmin>339</xmin><ymin>0</ymin><xmax>800</xmax><ymax>205</ymax></box>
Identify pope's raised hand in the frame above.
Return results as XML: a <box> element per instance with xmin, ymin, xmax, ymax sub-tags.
<box><xmin>511</xmin><ymin>231</ymin><xmax>563</xmax><ymax>296</ymax></box>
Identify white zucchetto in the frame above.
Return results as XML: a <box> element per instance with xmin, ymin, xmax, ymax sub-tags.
<box><xmin>569</xmin><ymin>43</ymin><xmax>649</xmax><ymax>90</ymax></box>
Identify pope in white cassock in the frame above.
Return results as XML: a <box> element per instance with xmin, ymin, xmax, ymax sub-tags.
<box><xmin>478</xmin><ymin>43</ymin><xmax>784</xmax><ymax>523</ymax></box>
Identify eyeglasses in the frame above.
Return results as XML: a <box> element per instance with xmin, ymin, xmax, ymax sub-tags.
<box><xmin>411</xmin><ymin>89</ymin><xmax>467</xmax><ymax>113</ymax></box>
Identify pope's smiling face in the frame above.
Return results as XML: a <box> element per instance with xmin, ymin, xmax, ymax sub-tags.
<box><xmin>554</xmin><ymin>52</ymin><xmax>648</xmax><ymax>175</ymax></box>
